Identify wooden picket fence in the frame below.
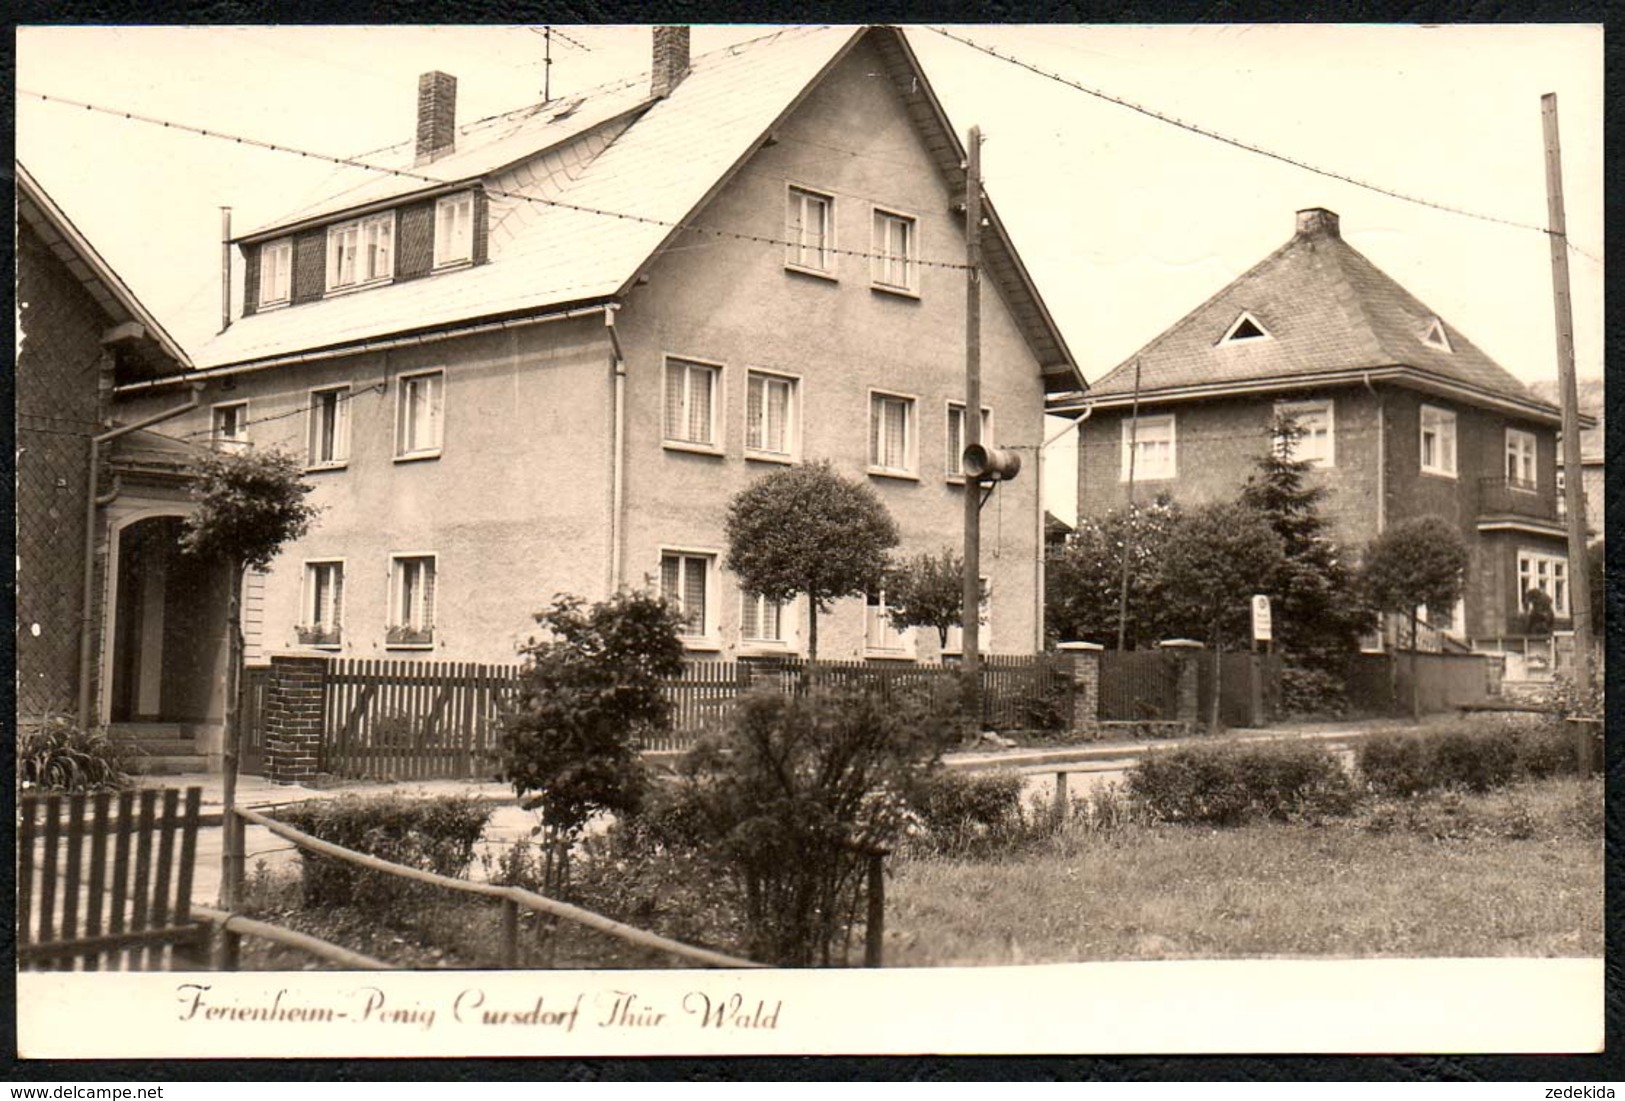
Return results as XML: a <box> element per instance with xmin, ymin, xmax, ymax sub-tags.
<box><xmin>271</xmin><ymin>653</ymin><xmax>1072</xmax><ymax>781</ymax></box>
<box><xmin>322</xmin><ymin>660</ymin><xmax>516</xmax><ymax>780</ymax></box>
<box><xmin>18</xmin><ymin>787</ymin><xmax>206</xmax><ymax>970</ymax></box>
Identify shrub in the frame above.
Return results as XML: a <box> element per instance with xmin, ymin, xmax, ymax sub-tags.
<box><xmin>1127</xmin><ymin>739</ymin><xmax>1358</xmax><ymax>826</ymax></box>
<box><xmin>655</xmin><ymin>684</ymin><xmax>957</xmax><ymax>965</ymax></box>
<box><xmin>18</xmin><ymin>717</ymin><xmax>129</xmax><ymax>794</ymax></box>
<box><xmin>907</xmin><ymin>769</ymin><xmax>1024</xmax><ymax>854</ymax></box>
<box><xmin>1278</xmin><ymin>664</ymin><xmax>1348</xmax><ymax>719</ymax></box>
<box><xmin>277</xmin><ymin>793</ymin><xmax>494</xmax><ymax>912</ymax></box>
<box><xmin>497</xmin><ymin>591</ymin><xmax>686</xmax><ymax>895</ymax></box>
<box><xmin>1514</xmin><ymin>721</ymin><xmax>1579</xmax><ymax>780</ymax></box>
<box><xmin>1356</xmin><ymin>725</ymin><xmax>1522</xmax><ymax>796</ymax></box>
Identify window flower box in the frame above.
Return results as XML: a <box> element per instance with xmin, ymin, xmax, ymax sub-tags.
<box><xmin>386</xmin><ymin>625</ymin><xmax>434</xmax><ymax>647</ymax></box>
<box><xmin>295</xmin><ymin>625</ymin><xmax>342</xmax><ymax>647</ymax></box>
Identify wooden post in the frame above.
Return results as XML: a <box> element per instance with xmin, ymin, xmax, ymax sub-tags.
<box><xmin>863</xmin><ymin>850</ymin><xmax>886</xmax><ymax>968</ymax></box>
<box><xmin>1540</xmin><ymin>93</ymin><xmax>1594</xmax><ymax>700</ymax></box>
<box><xmin>501</xmin><ymin>897</ymin><xmax>519</xmax><ymax>968</ymax></box>
<box><xmin>1052</xmin><ymin>770</ymin><xmax>1069</xmax><ymax>825</ymax></box>
<box><xmin>1117</xmin><ymin>359</ymin><xmax>1142</xmax><ymax>652</ymax></box>
<box><xmin>962</xmin><ymin>124</ymin><xmax>983</xmax><ymax>725</ymax></box>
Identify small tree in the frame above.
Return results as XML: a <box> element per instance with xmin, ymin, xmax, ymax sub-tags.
<box><xmin>497</xmin><ymin>591</ymin><xmax>686</xmax><ymax>897</ymax></box>
<box><xmin>1238</xmin><ymin>416</ymin><xmax>1374</xmax><ymax>672</ymax></box>
<box><xmin>1045</xmin><ymin>494</ymin><xmax>1182</xmax><ymax>648</ymax></box>
<box><xmin>884</xmin><ymin>547</ymin><xmax>964</xmax><ymax>652</ymax></box>
<box><xmin>1523</xmin><ymin>587</ymin><xmax>1555</xmax><ymax>637</ymax></box>
<box><xmin>181</xmin><ymin>446</ymin><xmax>320</xmax><ymax>910</ymax></box>
<box><xmin>1155</xmin><ymin>501</ymin><xmax>1285</xmax><ymax>732</ymax></box>
<box><xmin>725</xmin><ymin>462</ymin><xmax>899</xmax><ymax>661</ymax></box>
<box><xmin>1361</xmin><ymin>515</ymin><xmax>1470</xmax><ymax>718</ymax></box>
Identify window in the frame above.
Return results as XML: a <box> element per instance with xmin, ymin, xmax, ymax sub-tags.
<box><xmin>664</xmin><ymin>358</ymin><xmax>721</xmax><ymax>450</ymax></box>
<box><xmin>864</xmin><ymin>591</ymin><xmax>913</xmax><ymax>656</ymax></box>
<box><xmin>326</xmin><ymin>211</ymin><xmax>394</xmax><ymax>291</ymax></box>
<box><xmin>943</xmin><ymin>577</ymin><xmax>992</xmax><ymax>654</ymax></box>
<box><xmin>1220</xmin><ymin>311</ymin><xmax>1271</xmax><ymax>344</ymax></box>
<box><xmin>1275</xmin><ymin>400</ymin><xmax>1335</xmax><ymax>468</ymax></box>
<box><xmin>740</xmin><ymin>588</ymin><xmax>788</xmax><ymax>645</ymax></box>
<box><xmin>307</xmin><ymin>386</ymin><xmax>351</xmax><ymax>469</ymax></box>
<box><xmin>212</xmin><ymin>402</ymin><xmax>250</xmax><ymax>451</ymax></box>
<box><xmin>786</xmin><ymin>187</ymin><xmax>834</xmax><ymax>273</ymax></box>
<box><xmin>947</xmin><ymin>403</ymin><xmax>993</xmax><ymax>479</ymax></box>
<box><xmin>1422</xmin><ymin>317</ymin><xmax>1453</xmax><ymax>352</ymax></box>
<box><xmin>660</xmin><ymin>552</ymin><xmax>713</xmax><ymax>639</ymax></box>
<box><xmin>259</xmin><ymin>239</ymin><xmax>292</xmax><ymax>307</ymax></box>
<box><xmin>872</xmin><ymin>209</ymin><xmax>916</xmax><ymax>292</ymax></box>
<box><xmin>434</xmin><ymin>192</ymin><xmax>474</xmax><ymax>268</ymax></box>
<box><xmin>1120</xmin><ymin>414</ymin><xmax>1176</xmax><ymax>481</ymax></box>
<box><xmin>1506</xmin><ymin>429</ymin><xmax>1537</xmax><ymax>490</ymax></box>
<box><xmin>1419</xmin><ymin>404</ymin><xmax>1457</xmax><ymax>477</ymax></box>
<box><xmin>395</xmin><ymin>371</ymin><xmax>444</xmax><ymax>460</ymax></box>
<box><xmin>869</xmin><ymin>392</ymin><xmax>916</xmax><ymax>476</ymax></box>
<box><xmin>1557</xmin><ymin>469</ymin><xmax>1567</xmax><ymax>518</ymax></box>
<box><xmin>387</xmin><ymin>555</ymin><xmax>436</xmax><ymax>647</ymax></box>
<box><xmin>298</xmin><ymin>561</ymin><xmax>344</xmax><ymax>648</ymax></box>
<box><xmin>1518</xmin><ymin>550</ymin><xmax>1569</xmax><ymax>617</ymax></box>
<box><xmin>745</xmin><ymin>370</ymin><xmax>796</xmax><ymax>459</ymax></box>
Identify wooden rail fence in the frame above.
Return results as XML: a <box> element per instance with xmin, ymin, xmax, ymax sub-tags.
<box><xmin>18</xmin><ymin>787</ymin><xmax>206</xmax><ymax>970</ymax></box>
<box><xmin>234</xmin><ymin>806</ymin><xmax>765</xmax><ymax>969</ymax></box>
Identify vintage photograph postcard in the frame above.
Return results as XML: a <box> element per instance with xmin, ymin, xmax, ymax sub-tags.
<box><xmin>14</xmin><ymin>22</ymin><xmax>1604</xmax><ymax>1059</ymax></box>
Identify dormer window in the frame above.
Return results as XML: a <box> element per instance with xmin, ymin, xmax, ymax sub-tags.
<box><xmin>1220</xmin><ymin>311</ymin><xmax>1271</xmax><ymax>344</ymax></box>
<box><xmin>434</xmin><ymin>192</ymin><xmax>475</xmax><ymax>268</ymax></box>
<box><xmin>1422</xmin><ymin>317</ymin><xmax>1452</xmax><ymax>352</ymax></box>
<box><xmin>258</xmin><ymin>238</ymin><xmax>292</xmax><ymax>308</ymax></box>
<box><xmin>326</xmin><ymin>212</ymin><xmax>394</xmax><ymax>292</ymax></box>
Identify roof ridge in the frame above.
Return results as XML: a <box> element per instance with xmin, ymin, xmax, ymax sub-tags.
<box><xmin>1314</xmin><ymin>232</ymin><xmax>1390</xmax><ymax>364</ymax></box>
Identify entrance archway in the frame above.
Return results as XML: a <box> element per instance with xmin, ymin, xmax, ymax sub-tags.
<box><xmin>108</xmin><ymin>515</ymin><xmax>228</xmax><ymax>724</ymax></box>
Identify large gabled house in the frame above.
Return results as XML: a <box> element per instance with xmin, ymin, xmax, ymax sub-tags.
<box><xmin>103</xmin><ymin>26</ymin><xmax>1083</xmax><ymax>761</ymax></box>
<box><xmin>1052</xmin><ymin>206</ymin><xmax>1579</xmax><ymax>649</ymax></box>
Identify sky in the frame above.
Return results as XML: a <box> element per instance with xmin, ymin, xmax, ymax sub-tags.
<box><xmin>16</xmin><ymin>23</ymin><xmax>1605</xmax><ymax>523</ymax></box>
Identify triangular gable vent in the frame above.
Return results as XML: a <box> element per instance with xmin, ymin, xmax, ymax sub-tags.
<box><xmin>1219</xmin><ymin>311</ymin><xmax>1271</xmax><ymax>345</ymax></box>
<box><xmin>1422</xmin><ymin>317</ymin><xmax>1453</xmax><ymax>352</ymax></box>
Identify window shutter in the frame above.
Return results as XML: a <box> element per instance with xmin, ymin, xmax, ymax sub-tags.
<box><xmin>683</xmin><ymin>559</ymin><xmax>706</xmax><ymax>634</ymax></box>
<box><xmin>664</xmin><ymin>363</ymin><xmax>685</xmax><ymax>439</ymax></box>
<box><xmin>746</xmin><ymin>375</ymin><xmax>765</xmax><ymax>450</ymax></box>
<box><xmin>243</xmin><ymin>245</ymin><xmax>261</xmax><ymax>317</ymax></box>
<box><xmin>688</xmin><ymin>367</ymin><xmax>711</xmax><ymax>444</ymax></box>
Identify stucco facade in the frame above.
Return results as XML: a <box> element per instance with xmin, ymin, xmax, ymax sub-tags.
<box><xmin>109</xmin><ymin>29</ymin><xmax>1064</xmax><ymax>678</ymax></box>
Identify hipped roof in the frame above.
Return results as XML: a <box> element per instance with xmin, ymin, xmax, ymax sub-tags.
<box><xmin>1055</xmin><ymin>209</ymin><xmax>1564</xmax><ymax>425</ymax></box>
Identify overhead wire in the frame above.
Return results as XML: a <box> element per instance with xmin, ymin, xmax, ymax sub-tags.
<box><xmin>18</xmin><ymin>86</ymin><xmax>974</xmax><ymax>273</ymax></box>
<box><xmin>922</xmin><ymin>26</ymin><xmax>1603</xmax><ymax>268</ymax></box>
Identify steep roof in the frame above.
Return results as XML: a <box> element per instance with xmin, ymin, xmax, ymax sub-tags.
<box><xmin>184</xmin><ymin>26</ymin><xmax>1081</xmax><ymax>392</ymax></box>
<box><xmin>1056</xmin><ymin>208</ymin><xmax>1561</xmax><ymax>424</ymax></box>
<box><xmin>16</xmin><ymin>161</ymin><xmax>192</xmax><ymax>372</ymax></box>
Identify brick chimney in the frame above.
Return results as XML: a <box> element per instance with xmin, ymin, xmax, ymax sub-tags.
<box><xmin>651</xmin><ymin>26</ymin><xmax>691</xmax><ymax>99</ymax></box>
<box><xmin>416</xmin><ymin>71</ymin><xmax>458</xmax><ymax>164</ymax></box>
<box><xmin>1295</xmin><ymin>207</ymin><xmax>1341</xmax><ymax>238</ymax></box>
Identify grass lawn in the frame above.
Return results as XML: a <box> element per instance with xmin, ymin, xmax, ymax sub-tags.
<box><xmin>884</xmin><ymin>776</ymin><xmax>1603</xmax><ymax>966</ymax></box>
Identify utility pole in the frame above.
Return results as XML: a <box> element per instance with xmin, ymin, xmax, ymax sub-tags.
<box><xmin>962</xmin><ymin>125</ymin><xmax>983</xmax><ymax>723</ymax></box>
<box><xmin>1540</xmin><ymin>92</ymin><xmax>1593</xmax><ymax>697</ymax></box>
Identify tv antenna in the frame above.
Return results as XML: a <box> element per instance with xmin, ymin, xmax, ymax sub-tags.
<box><xmin>529</xmin><ymin>25</ymin><xmax>591</xmax><ymax>102</ymax></box>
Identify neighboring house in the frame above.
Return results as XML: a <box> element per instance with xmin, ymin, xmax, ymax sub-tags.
<box><xmin>1528</xmin><ymin>376</ymin><xmax>1604</xmax><ymax>542</ymax></box>
<box><xmin>107</xmin><ymin>23</ymin><xmax>1083</xmax><ymax>731</ymax></box>
<box><xmin>1052</xmin><ymin>206</ymin><xmax>1582</xmax><ymax>647</ymax></box>
<box><xmin>16</xmin><ymin>163</ymin><xmax>193</xmax><ymax>729</ymax></box>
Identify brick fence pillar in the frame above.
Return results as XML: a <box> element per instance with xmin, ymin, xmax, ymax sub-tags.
<box><xmin>1157</xmin><ymin>639</ymin><xmax>1205</xmax><ymax>728</ymax></box>
<box><xmin>264</xmin><ymin>652</ymin><xmax>329</xmax><ymax>785</ymax></box>
<box><xmin>1056</xmin><ymin>641</ymin><xmax>1102</xmax><ymax>739</ymax></box>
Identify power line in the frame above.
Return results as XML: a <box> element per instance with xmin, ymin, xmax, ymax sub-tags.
<box><xmin>19</xmin><ymin>87</ymin><xmax>974</xmax><ymax>273</ymax></box>
<box><xmin>177</xmin><ymin>382</ymin><xmax>386</xmax><ymax>440</ymax></box>
<box><xmin>924</xmin><ymin>26</ymin><xmax>1603</xmax><ymax>268</ymax></box>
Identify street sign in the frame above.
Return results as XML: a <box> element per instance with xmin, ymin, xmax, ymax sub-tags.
<box><xmin>1251</xmin><ymin>594</ymin><xmax>1273</xmax><ymax>642</ymax></box>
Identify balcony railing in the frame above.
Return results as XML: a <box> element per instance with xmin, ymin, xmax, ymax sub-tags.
<box><xmin>1478</xmin><ymin>477</ymin><xmax>1557</xmax><ymax>522</ymax></box>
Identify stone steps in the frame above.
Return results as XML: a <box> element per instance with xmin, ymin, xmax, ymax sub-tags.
<box><xmin>108</xmin><ymin>723</ymin><xmax>209</xmax><ymax>775</ymax></box>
